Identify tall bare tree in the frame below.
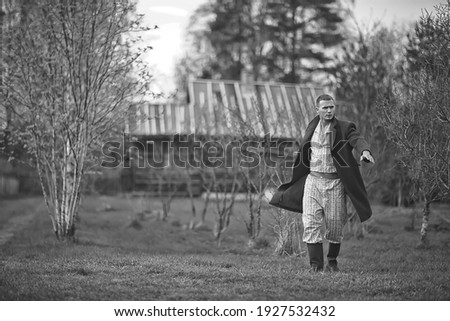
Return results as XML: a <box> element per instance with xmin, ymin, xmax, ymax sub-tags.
<box><xmin>330</xmin><ymin>17</ymin><xmax>413</xmax><ymax>239</ymax></box>
<box><xmin>377</xmin><ymin>3</ymin><xmax>450</xmax><ymax>246</ymax></box>
<box><xmin>0</xmin><ymin>0</ymin><xmax>152</xmax><ymax>240</ymax></box>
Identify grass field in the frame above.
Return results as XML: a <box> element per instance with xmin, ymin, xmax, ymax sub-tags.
<box><xmin>0</xmin><ymin>195</ymin><xmax>449</xmax><ymax>300</ymax></box>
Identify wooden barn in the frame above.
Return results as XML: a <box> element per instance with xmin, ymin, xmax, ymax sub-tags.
<box><xmin>119</xmin><ymin>78</ymin><xmax>326</xmax><ymax>195</ymax></box>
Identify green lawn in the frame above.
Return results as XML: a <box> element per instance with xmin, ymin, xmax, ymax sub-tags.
<box><xmin>0</xmin><ymin>195</ymin><xmax>449</xmax><ymax>300</ymax></box>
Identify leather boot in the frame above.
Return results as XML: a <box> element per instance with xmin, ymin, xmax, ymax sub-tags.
<box><xmin>306</xmin><ymin>243</ymin><xmax>324</xmax><ymax>272</ymax></box>
<box><xmin>325</xmin><ymin>243</ymin><xmax>340</xmax><ymax>272</ymax></box>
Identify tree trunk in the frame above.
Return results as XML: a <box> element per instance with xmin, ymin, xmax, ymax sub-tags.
<box><xmin>198</xmin><ymin>191</ymin><xmax>210</xmax><ymax>228</ymax></box>
<box><xmin>397</xmin><ymin>178</ymin><xmax>402</xmax><ymax>207</ymax></box>
<box><xmin>185</xmin><ymin>167</ymin><xmax>199</xmax><ymax>230</ymax></box>
<box><xmin>54</xmin><ymin>146</ymin><xmax>82</xmax><ymax>240</ymax></box>
<box><xmin>55</xmin><ymin>203</ymin><xmax>77</xmax><ymax>239</ymax></box>
<box><xmin>419</xmin><ymin>201</ymin><xmax>431</xmax><ymax>247</ymax></box>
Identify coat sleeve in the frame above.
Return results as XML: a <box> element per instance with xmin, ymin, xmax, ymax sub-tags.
<box><xmin>346</xmin><ymin>122</ymin><xmax>371</xmax><ymax>156</ymax></box>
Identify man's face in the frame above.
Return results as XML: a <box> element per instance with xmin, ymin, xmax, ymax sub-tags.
<box><xmin>316</xmin><ymin>99</ymin><xmax>336</xmax><ymax>122</ymax></box>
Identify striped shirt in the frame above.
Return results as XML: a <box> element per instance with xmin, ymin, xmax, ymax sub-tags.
<box><xmin>310</xmin><ymin>121</ymin><xmax>337</xmax><ymax>173</ymax></box>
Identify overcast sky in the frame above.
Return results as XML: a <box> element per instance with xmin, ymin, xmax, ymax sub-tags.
<box><xmin>137</xmin><ymin>0</ymin><xmax>445</xmax><ymax>94</ymax></box>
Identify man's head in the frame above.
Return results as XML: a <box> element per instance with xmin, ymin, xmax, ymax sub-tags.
<box><xmin>315</xmin><ymin>94</ymin><xmax>336</xmax><ymax>122</ymax></box>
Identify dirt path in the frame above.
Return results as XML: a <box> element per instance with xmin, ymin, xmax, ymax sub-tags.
<box><xmin>0</xmin><ymin>199</ymin><xmax>44</xmax><ymax>246</ymax></box>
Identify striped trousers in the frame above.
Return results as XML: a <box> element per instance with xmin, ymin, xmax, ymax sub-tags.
<box><xmin>302</xmin><ymin>174</ymin><xmax>347</xmax><ymax>244</ymax></box>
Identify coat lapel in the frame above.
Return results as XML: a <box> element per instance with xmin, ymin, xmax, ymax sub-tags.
<box><xmin>331</xmin><ymin>117</ymin><xmax>339</xmax><ymax>148</ymax></box>
<box><xmin>303</xmin><ymin>115</ymin><xmax>320</xmax><ymax>144</ymax></box>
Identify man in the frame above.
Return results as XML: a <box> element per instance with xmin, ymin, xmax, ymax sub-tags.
<box><xmin>269</xmin><ymin>94</ymin><xmax>374</xmax><ymax>272</ymax></box>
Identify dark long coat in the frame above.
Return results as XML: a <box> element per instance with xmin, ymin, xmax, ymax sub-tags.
<box><xmin>269</xmin><ymin>116</ymin><xmax>372</xmax><ymax>222</ymax></box>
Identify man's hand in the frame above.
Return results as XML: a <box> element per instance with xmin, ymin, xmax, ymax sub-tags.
<box><xmin>361</xmin><ymin>150</ymin><xmax>375</xmax><ymax>164</ymax></box>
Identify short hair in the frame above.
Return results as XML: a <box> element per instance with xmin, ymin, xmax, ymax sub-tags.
<box><xmin>316</xmin><ymin>94</ymin><xmax>335</xmax><ymax>106</ymax></box>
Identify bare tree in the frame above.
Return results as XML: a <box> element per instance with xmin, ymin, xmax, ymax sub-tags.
<box><xmin>378</xmin><ymin>79</ymin><xmax>450</xmax><ymax>246</ymax></box>
<box><xmin>173</xmin><ymin>131</ymin><xmax>242</xmax><ymax>245</ymax></box>
<box><xmin>207</xmin><ymin>136</ymin><xmax>242</xmax><ymax>247</ymax></box>
<box><xmin>154</xmin><ymin>167</ymin><xmax>183</xmax><ymax>221</ymax></box>
<box><xmin>0</xmin><ymin>0</ymin><xmax>152</xmax><ymax>240</ymax></box>
<box><xmin>178</xmin><ymin>134</ymin><xmax>213</xmax><ymax>229</ymax></box>
<box><xmin>332</xmin><ymin>17</ymin><xmax>410</xmax><ymax>238</ymax></box>
<box><xmin>377</xmin><ymin>3</ymin><xmax>450</xmax><ymax>247</ymax></box>
<box><xmin>230</xmin><ymin>98</ymin><xmax>280</xmax><ymax>248</ymax></box>
<box><xmin>186</xmin><ymin>166</ymin><xmax>214</xmax><ymax>229</ymax></box>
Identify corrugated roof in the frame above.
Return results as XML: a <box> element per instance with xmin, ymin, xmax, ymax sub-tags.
<box><xmin>127</xmin><ymin>79</ymin><xmax>325</xmax><ymax>138</ymax></box>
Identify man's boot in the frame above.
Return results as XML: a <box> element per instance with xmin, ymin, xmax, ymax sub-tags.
<box><xmin>325</xmin><ymin>242</ymin><xmax>340</xmax><ymax>272</ymax></box>
<box><xmin>306</xmin><ymin>243</ymin><xmax>324</xmax><ymax>272</ymax></box>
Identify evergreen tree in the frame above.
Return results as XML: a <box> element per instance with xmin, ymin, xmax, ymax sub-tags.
<box><xmin>179</xmin><ymin>0</ymin><xmax>267</xmax><ymax>81</ymax></box>
<box><xmin>177</xmin><ymin>0</ymin><xmax>346</xmax><ymax>84</ymax></box>
<box><xmin>263</xmin><ymin>0</ymin><xmax>344</xmax><ymax>83</ymax></box>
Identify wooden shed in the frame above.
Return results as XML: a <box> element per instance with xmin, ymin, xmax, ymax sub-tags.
<box><xmin>120</xmin><ymin>79</ymin><xmax>325</xmax><ymax>195</ymax></box>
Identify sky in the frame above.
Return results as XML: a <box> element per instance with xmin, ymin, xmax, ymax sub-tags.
<box><xmin>136</xmin><ymin>0</ymin><xmax>445</xmax><ymax>94</ymax></box>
